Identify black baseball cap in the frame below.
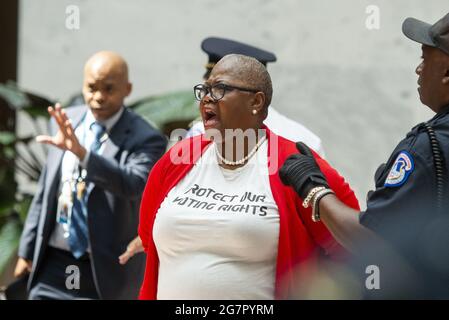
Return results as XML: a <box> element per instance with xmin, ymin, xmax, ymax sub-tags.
<box><xmin>402</xmin><ymin>13</ymin><xmax>449</xmax><ymax>56</ymax></box>
<box><xmin>201</xmin><ymin>37</ymin><xmax>277</xmax><ymax>78</ymax></box>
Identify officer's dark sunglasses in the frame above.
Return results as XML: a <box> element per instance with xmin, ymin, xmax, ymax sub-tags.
<box><xmin>193</xmin><ymin>83</ymin><xmax>259</xmax><ymax>102</ymax></box>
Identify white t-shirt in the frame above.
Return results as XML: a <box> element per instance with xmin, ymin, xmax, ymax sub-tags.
<box><xmin>153</xmin><ymin>140</ymin><xmax>280</xmax><ymax>299</ymax></box>
<box><xmin>185</xmin><ymin>106</ymin><xmax>325</xmax><ymax>157</ymax></box>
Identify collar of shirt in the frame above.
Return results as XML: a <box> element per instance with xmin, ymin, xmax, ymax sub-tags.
<box><xmin>84</xmin><ymin>106</ymin><xmax>125</xmax><ymax>132</ymax></box>
<box><xmin>76</xmin><ymin>106</ymin><xmax>125</xmax><ymax>169</ymax></box>
<box><xmin>434</xmin><ymin>104</ymin><xmax>449</xmax><ymax>121</ymax></box>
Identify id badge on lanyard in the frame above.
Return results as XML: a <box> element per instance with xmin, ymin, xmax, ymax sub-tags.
<box><xmin>56</xmin><ymin>168</ymin><xmax>88</xmax><ymax>238</ymax></box>
<box><xmin>56</xmin><ymin>180</ymin><xmax>74</xmax><ymax>238</ymax></box>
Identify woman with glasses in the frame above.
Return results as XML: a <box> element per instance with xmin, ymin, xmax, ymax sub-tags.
<box><xmin>138</xmin><ymin>54</ymin><xmax>360</xmax><ymax>299</ymax></box>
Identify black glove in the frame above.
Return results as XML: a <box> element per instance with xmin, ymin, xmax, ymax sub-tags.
<box><xmin>279</xmin><ymin>141</ymin><xmax>329</xmax><ymax>199</ymax></box>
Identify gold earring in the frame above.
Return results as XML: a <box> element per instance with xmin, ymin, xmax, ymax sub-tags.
<box><xmin>252</xmin><ymin>109</ymin><xmax>257</xmax><ymax>115</ymax></box>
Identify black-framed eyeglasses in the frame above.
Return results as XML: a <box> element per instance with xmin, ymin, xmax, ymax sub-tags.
<box><xmin>193</xmin><ymin>83</ymin><xmax>259</xmax><ymax>102</ymax></box>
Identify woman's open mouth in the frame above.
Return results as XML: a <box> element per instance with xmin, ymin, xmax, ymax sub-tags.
<box><xmin>203</xmin><ymin>109</ymin><xmax>219</xmax><ymax>128</ymax></box>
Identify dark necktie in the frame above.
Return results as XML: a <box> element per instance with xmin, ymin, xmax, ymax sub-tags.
<box><xmin>68</xmin><ymin>122</ymin><xmax>106</xmax><ymax>259</ymax></box>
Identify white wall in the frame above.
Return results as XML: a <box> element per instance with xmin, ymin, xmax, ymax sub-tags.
<box><xmin>17</xmin><ymin>0</ymin><xmax>449</xmax><ymax>206</ymax></box>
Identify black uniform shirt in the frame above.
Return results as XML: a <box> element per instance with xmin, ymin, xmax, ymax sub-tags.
<box><xmin>359</xmin><ymin>105</ymin><xmax>449</xmax><ymax>297</ymax></box>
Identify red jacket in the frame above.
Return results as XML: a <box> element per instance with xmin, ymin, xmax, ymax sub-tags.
<box><xmin>138</xmin><ymin>127</ymin><xmax>360</xmax><ymax>299</ymax></box>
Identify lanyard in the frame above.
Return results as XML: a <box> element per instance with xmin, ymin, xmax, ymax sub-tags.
<box><xmin>57</xmin><ymin>113</ymin><xmax>90</xmax><ymax>232</ymax></box>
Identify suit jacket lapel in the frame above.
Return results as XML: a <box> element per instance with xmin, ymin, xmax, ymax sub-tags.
<box><xmin>86</xmin><ymin>108</ymin><xmax>131</xmax><ymax>195</ymax></box>
<box><xmin>101</xmin><ymin>108</ymin><xmax>131</xmax><ymax>158</ymax></box>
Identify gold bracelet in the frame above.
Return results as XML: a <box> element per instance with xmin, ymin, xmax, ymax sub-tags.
<box><xmin>302</xmin><ymin>186</ymin><xmax>326</xmax><ymax>208</ymax></box>
<box><xmin>311</xmin><ymin>189</ymin><xmax>335</xmax><ymax>222</ymax></box>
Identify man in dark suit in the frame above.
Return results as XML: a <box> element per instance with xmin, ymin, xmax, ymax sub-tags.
<box><xmin>13</xmin><ymin>51</ymin><xmax>167</xmax><ymax>299</ymax></box>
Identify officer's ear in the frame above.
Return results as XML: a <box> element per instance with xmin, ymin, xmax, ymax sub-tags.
<box><xmin>443</xmin><ymin>62</ymin><xmax>449</xmax><ymax>85</ymax></box>
<box><xmin>444</xmin><ymin>69</ymin><xmax>449</xmax><ymax>85</ymax></box>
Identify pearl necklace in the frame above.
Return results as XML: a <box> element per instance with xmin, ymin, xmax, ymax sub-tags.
<box><xmin>215</xmin><ymin>135</ymin><xmax>267</xmax><ymax>166</ymax></box>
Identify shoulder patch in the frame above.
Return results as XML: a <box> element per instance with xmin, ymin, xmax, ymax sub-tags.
<box><xmin>384</xmin><ymin>151</ymin><xmax>414</xmax><ymax>188</ymax></box>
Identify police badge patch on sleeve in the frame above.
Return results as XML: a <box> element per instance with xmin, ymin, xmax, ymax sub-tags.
<box><xmin>384</xmin><ymin>151</ymin><xmax>414</xmax><ymax>187</ymax></box>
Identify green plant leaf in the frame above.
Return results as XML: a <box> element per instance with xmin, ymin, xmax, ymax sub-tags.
<box><xmin>0</xmin><ymin>83</ymin><xmax>29</xmax><ymax>109</ymax></box>
<box><xmin>0</xmin><ymin>131</ymin><xmax>16</xmax><ymax>145</ymax></box>
<box><xmin>0</xmin><ymin>199</ymin><xmax>16</xmax><ymax>217</ymax></box>
<box><xmin>0</xmin><ymin>218</ymin><xmax>22</xmax><ymax>276</ymax></box>
<box><xmin>3</xmin><ymin>147</ymin><xmax>15</xmax><ymax>160</ymax></box>
<box><xmin>0</xmin><ymin>82</ymin><xmax>53</xmax><ymax>118</ymax></box>
<box><xmin>0</xmin><ymin>174</ymin><xmax>16</xmax><ymax>216</ymax></box>
<box><xmin>130</xmin><ymin>90</ymin><xmax>199</xmax><ymax>131</ymax></box>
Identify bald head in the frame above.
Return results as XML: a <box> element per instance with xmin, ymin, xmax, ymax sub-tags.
<box><xmin>84</xmin><ymin>51</ymin><xmax>129</xmax><ymax>82</ymax></box>
<box><xmin>213</xmin><ymin>54</ymin><xmax>273</xmax><ymax>108</ymax></box>
<box><xmin>82</xmin><ymin>51</ymin><xmax>132</xmax><ymax>121</ymax></box>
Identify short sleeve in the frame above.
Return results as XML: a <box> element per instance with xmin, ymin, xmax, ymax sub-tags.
<box><xmin>360</xmin><ymin>150</ymin><xmax>435</xmax><ymax>237</ymax></box>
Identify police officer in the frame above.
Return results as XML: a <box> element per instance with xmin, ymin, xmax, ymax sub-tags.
<box><xmin>279</xmin><ymin>13</ymin><xmax>449</xmax><ymax>298</ymax></box>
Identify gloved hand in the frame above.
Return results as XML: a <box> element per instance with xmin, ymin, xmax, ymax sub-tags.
<box><xmin>279</xmin><ymin>141</ymin><xmax>329</xmax><ymax>199</ymax></box>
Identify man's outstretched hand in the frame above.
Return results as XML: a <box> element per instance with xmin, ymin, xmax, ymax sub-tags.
<box><xmin>279</xmin><ymin>141</ymin><xmax>329</xmax><ymax>199</ymax></box>
<box><xmin>119</xmin><ymin>236</ymin><xmax>144</xmax><ymax>265</ymax></box>
<box><xmin>36</xmin><ymin>103</ymin><xmax>86</xmax><ymax>160</ymax></box>
<box><xmin>14</xmin><ymin>257</ymin><xmax>32</xmax><ymax>278</ymax></box>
